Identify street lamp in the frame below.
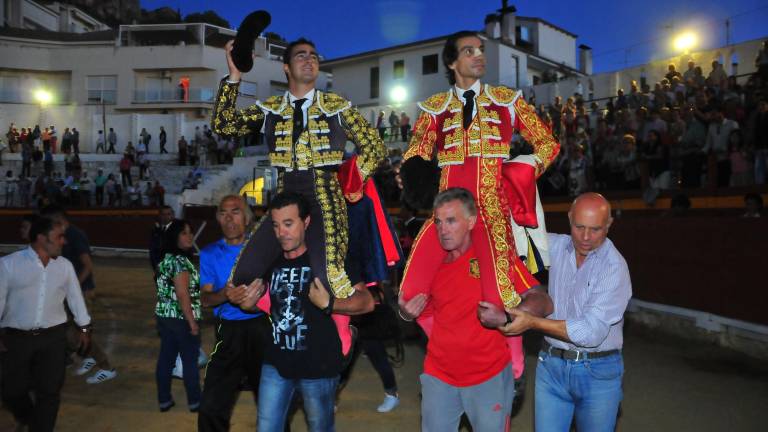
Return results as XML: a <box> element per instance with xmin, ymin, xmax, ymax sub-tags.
<box><xmin>33</xmin><ymin>89</ymin><xmax>53</xmax><ymax>128</ymax></box>
<box><xmin>389</xmin><ymin>85</ymin><xmax>407</xmax><ymax>104</ymax></box>
<box><xmin>33</xmin><ymin>89</ymin><xmax>53</xmax><ymax>105</ymax></box>
<box><xmin>673</xmin><ymin>32</ymin><xmax>697</xmax><ymax>54</ymax></box>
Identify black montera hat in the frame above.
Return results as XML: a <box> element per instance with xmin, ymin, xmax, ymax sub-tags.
<box><xmin>232</xmin><ymin>10</ymin><xmax>271</xmax><ymax>73</ymax></box>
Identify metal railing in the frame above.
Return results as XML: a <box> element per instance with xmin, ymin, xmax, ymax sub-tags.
<box><xmin>132</xmin><ymin>87</ymin><xmax>214</xmax><ymax>103</ymax></box>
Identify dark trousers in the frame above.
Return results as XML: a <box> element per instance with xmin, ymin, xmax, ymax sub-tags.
<box><xmin>340</xmin><ymin>338</ymin><xmax>397</xmax><ymax>394</ymax></box>
<box><xmin>400</xmin><ymin>125</ymin><xmax>409</xmax><ymax>142</ymax></box>
<box><xmin>120</xmin><ymin>169</ymin><xmax>132</xmax><ymax>187</ymax></box>
<box><xmin>1</xmin><ymin>325</ymin><xmax>68</xmax><ymax>432</ymax></box>
<box><xmin>156</xmin><ymin>317</ymin><xmax>201</xmax><ymax>407</ymax></box>
<box><xmin>198</xmin><ymin>316</ymin><xmax>271</xmax><ymax>432</ymax></box>
<box><xmin>232</xmin><ymin>170</ymin><xmax>349</xmax><ymax>296</ymax></box>
<box><xmin>717</xmin><ymin>159</ymin><xmax>732</xmax><ymax>187</ymax></box>
<box><xmin>95</xmin><ymin>186</ymin><xmax>104</xmax><ymax>206</ymax></box>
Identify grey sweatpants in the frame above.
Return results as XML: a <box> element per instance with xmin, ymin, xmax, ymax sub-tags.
<box><xmin>420</xmin><ymin>364</ymin><xmax>515</xmax><ymax>432</ymax></box>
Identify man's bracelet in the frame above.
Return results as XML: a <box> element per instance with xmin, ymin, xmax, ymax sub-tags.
<box><xmin>397</xmin><ymin>309</ymin><xmax>414</xmax><ymax>322</ymax></box>
<box><xmin>322</xmin><ymin>296</ymin><xmax>335</xmax><ymax>315</ymax></box>
<box><xmin>79</xmin><ymin>324</ymin><xmax>93</xmax><ymax>333</ymax></box>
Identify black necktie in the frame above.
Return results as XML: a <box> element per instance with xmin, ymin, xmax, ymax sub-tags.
<box><xmin>462</xmin><ymin>90</ymin><xmax>475</xmax><ymax>130</ymax></box>
<box><xmin>292</xmin><ymin>98</ymin><xmax>306</xmax><ymax>144</ymax></box>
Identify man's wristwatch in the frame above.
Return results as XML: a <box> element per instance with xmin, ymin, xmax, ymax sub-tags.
<box><xmin>322</xmin><ymin>296</ymin><xmax>335</xmax><ymax>315</ymax></box>
<box><xmin>79</xmin><ymin>324</ymin><xmax>93</xmax><ymax>333</ymax></box>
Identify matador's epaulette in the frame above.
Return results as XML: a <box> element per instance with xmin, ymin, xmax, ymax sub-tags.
<box><xmin>317</xmin><ymin>91</ymin><xmax>352</xmax><ymax>116</ymax></box>
<box><xmin>484</xmin><ymin>84</ymin><xmax>522</xmax><ymax>107</ymax></box>
<box><xmin>417</xmin><ymin>90</ymin><xmax>453</xmax><ymax>115</ymax></box>
<box><xmin>256</xmin><ymin>94</ymin><xmax>287</xmax><ymax>115</ymax></box>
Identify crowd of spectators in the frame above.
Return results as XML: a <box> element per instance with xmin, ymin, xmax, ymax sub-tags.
<box><xmin>526</xmin><ymin>44</ymin><xmax>768</xmax><ymax>198</ymax></box>
<box><xmin>2</xmin><ymin>167</ymin><xmax>167</xmax><ymax>209</ymax></box>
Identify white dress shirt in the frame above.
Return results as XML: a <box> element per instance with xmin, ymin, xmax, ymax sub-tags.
<box><xmin>287</xmin><ymin>89</ymin><xmax>316</xmax><ymax>128</ymax></box>
<box><xmin>454</xmin><ymin>80</ymin><xmax>482</xmax><ymax>119</ymax></box>
<box><xmin>0</xmin><ymin>247</ymin><xmax>91</xmax><ymax>330</ymax></box>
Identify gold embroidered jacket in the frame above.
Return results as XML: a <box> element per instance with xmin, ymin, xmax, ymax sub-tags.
<box><xmin>212</xmin><ymin>79</ymin><xmax>385</xmax><ymax>179</ymax></box>
<box><xmin>404</xmin><ymin>84</ymin><xmax>559</xmax><ymax>176</ymax></box>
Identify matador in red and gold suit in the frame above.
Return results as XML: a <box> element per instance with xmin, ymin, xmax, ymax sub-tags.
<box><xmin>401</xmin><ymin>78</ymin><xmax>559</xmax><ymax>379</ymax></box>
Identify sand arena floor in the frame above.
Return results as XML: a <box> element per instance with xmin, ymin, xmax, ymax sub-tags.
<box><xmin>0</xmin><ymin>256</ymin><xmax>766</xmax><ymax>431</ymax></box>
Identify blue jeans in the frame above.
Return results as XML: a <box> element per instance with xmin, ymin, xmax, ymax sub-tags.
<box><xmin>535</xmin><ymin>350</ymin><xmax>624</xmax><ymax>432</ymax></box>
<box><xmin>155</xmin><ymin>317</ymin><xmax>201</xmax><ymax>408</ymax></box>
<box><xmin>257</xmin><ymin>363</ymin><xmax>339</xmax><ymax>432</ymax></box>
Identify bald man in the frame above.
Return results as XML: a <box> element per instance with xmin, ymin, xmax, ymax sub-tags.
<box><xmin>500</xmin><ymin>192</ymin><xmax>632</xmax><ymax>432</ymax></box>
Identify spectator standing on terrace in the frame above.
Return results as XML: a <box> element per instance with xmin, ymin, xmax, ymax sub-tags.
<box><xmin>95</xmin><ymin>130</ymin><xmax>105</xmax><ymax>153</ymax></box>
<box><xmin>94</xmin><ymin>169</ymin><xmax>107</xmax><ymax>206</ymax></box>
<box><xmin>119</xmin><ymin>153</ymin><xmax>133</xmax><ymax>187</ymax></box>
<box><xmin>61</xmin><ymin>128</ymin><xmax>72</xmax><ymax>154</ymax></box>
<box><xmin>376</xmin><ymin>111</ymin><xmax>386</xmax><ymax>139</ymax></box>
<box><xmin>71</xmin><ymin>128</ymin><xmax>80</xmax><ymax>154</ymax></box>
<box><xmin>18</xmin><ymin>174</ymin><xmax>31</xmax><ymax>207</ymax></box>
<box><xmin>709</xmin><ymin>61</ymin><xmax>728</xmax><ymax>88</ymax></box>
<box><xmin>683</xmin><ymin>60</ymin><xmax>697</xmax><ymax>84</ymax></box>
<box><xmin>400</xmin><ymin>112</ymin><xmax>410</xmax><ymax>142</ymax></box>
<box><xmin>159</xmin><ymin>126</ymin><xmax>168</xmax><ymax>154</ymax></box>
<box><xmin>704</xmin><ymin>109</ymin><xmax>739</xmax><ymax>187</ymax></box>
<box><xmin>136</xmin><ymin>138</ymin><xmax>147</xmax><ymax>155</ymax></box>
<box><xmin>665</xmin><ymin>64</ymin><xmax>682</xmax><ymax>82</ymax></box>
<box><xmin>107</xmin><ymin>128</ymin><xmax>117</xmax><ymax>154</ymax></box>
<box><xmin>125</xmin><ymin>141</ymin><xmax>136</xmax><ymax>163</ymax></box>
<box><xmin>388</xmin><ymin>110</ymin><xmax>399</xmax><ymax>142</ymax></box>
<box><xmin>49</xmin><ymin>126</ymin><xmax>57</xmax><ymax>154</ymax></box>
<box><xmin>178</xmin><ymin>136</ymin><xmax>189</xmax><ymax>166</ymax></box>
<box><xmin>140</xmin><ymin>128</ymin><xmax>151</xmax><ymax>153</ymax></box>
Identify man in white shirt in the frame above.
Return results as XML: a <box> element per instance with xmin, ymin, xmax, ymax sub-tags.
<box><xmin>0</xmin><ymin>216</ymin><xmax>92</xmax><ymax>431</ymax></box>
<box><xmin>703</xmin><ymin>108</ymin><xmax>739</xmax><ymax>186</ymax></box>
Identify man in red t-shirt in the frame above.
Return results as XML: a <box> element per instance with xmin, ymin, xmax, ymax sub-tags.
<box><xmin>399</xmin><ymin>187</ymin><xmax>551</xmax><ymax>431</ymax></box>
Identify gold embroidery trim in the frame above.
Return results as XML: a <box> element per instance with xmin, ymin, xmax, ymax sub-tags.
<box><xmin>514</xmin><ymin>96</ymin><xmax>560</xmax><ymax>175</ymax></box>
<box><xmin>479</xmin><ymin>157</ymin><xmax>521</xmax><ymax>308</ymax></box>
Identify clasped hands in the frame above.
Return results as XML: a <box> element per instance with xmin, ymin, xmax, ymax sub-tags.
<box><xmin>224</xmin><ymin>277</ymin><xmax>332</xmax><ymax>311</ymax></box>
<box><xmin>477</xmin><ymin>301</ymin><xmax>533</xmax><ymax>336</ymax></box>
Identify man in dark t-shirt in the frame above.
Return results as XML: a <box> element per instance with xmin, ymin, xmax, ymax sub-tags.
<box><xmin>227</xmin><ymin>192</ymin><xmax>373</xmax><ymax>432</ymax></box>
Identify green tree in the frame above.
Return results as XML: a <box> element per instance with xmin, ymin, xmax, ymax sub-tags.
<box><xmin>183</xmin><ymin>11</ymin><xmax>230</xmax><ymax>29</ymax></box>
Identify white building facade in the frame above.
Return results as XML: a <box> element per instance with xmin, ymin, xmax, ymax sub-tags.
<box><xmin>323</xmin><ymin>5</ymin><xmax>588</xmax><ymax>127</ymax></box>
<box><xmin>0</xmin><ymin>1</ymin><xmax>330</xmax><ymax>153</ymax></box>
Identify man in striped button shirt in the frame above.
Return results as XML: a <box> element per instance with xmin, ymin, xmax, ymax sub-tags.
<box><xmin>502</xmin><ymin>192</ymin><xmax>632</xmax><ymax>432</ymax></box>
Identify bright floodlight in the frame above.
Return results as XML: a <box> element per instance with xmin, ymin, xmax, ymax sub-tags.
<box><xmin>390</xmin><ymin>85</ymin><xmax>407</xmax><ymax>103</ymax></box>
<box><xmin>34</xmin><ymin>89</ymin><xmax>53</xmax><ymax>105</ymax></box>
<box><xmin>673</xmin><ymin>32</ymin><xmax>697</xmax><ymax>53</ymax></box>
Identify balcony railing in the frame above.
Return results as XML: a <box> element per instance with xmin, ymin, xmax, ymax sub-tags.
<box><xmin>133</xmin><ymin>87</ymin><xmax>214</xmax><ymax>103</ymax></box>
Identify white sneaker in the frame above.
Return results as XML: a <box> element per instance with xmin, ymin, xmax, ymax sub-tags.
<box><xmin>197</xmin><ymin>348</ymin><xmax>208</xmax><ymax>368</ymax></box>
<box><xmin>376</xmin><ymin>394</ymin><xmax>400</xmax><ymax>413</ymax></box>
<box><xmin>86</xmin><ymin>369</ymin><xmax>117</xmax><ymax>384</ymax></box>
<box><xmin>75</xmin><ymin>358</ymin><xmax>96</xmax><ymax>376</ymax></box>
